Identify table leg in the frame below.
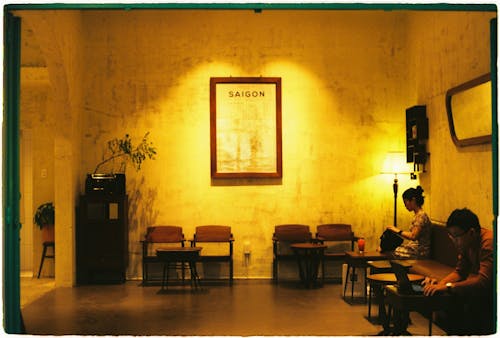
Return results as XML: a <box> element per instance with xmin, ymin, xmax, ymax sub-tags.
<box><xmin>351</xmin><ymin>266</ymin><xmax>356</xmax><ymax>301</ymax></box>
<box><xmin>363</xmin><ymin>267</ymin><xmax>368</xmax><ymax>302</ymax></box>
<box><xmin>166</xmin><ymin>262</ymin><xmax>170</xmax><ymax>289</ymax></box>
<box><xmin>368</xmin><ymin>282</ymin><xmax>372</xmax><ymax>319</ymax></box>
<box><xmin>343</xmin><ymin>265</ymin><xmax>351</xmax><ymax>298</ymax></box>
<box><xmin>161</xmin><ymin>263</ymin><xmax>167</xmax><ymax>290</ymax></box>
<box><xmin>189</xmin><ymin>261</ymin><xmax>201</xmax><ymax>288</ymax></box>
<box><xmin>428</xmin><ymin>311</ymin><xmax>432</xmax><ymax>335</ymax></box>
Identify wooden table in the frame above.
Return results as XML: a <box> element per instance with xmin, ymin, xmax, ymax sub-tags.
<box><xmin>156</xmin><ymin>247</ymin><xmax>202</xmax><ymax>290</ymax></box>
<box><xmin>343</xmin><ymin>251</ymin><xmax>387</xmax><ymax>303</ymax></box>
<box><xmin>366</xmin><ymin>272</ymin><xmax>424</xmax><ymax>323</ymax></box>
<box><xmin>384</xmin><ymin>284</ymin><xmax>451</xmax><ymax>335</ymax></box>
<box><xmin>290</xmin><ymin>243</ymin><xmax>327</xmax><ymax>288</ymax></box>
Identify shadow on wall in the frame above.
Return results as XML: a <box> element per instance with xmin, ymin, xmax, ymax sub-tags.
<box><xmin>127</xmin><ymin>176</ymin><xmax>159</xmax><ymax>278</ymax></box>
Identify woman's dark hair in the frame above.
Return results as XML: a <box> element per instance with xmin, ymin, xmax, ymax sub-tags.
<box><xmin>446</xmin><ymin>208</ymin><xmax>480</xmax><ymax>231</ymax></box>
<box><xmin>402</xmin><ymin>186</ymin><xmax>425</xmax><ymax>206</ymax></box>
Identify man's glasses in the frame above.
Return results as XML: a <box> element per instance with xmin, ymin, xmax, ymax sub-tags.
<box><xmin>448</xmin><ymin>229</ymin><xmax>469</xmax><ymax>239</ymax></box>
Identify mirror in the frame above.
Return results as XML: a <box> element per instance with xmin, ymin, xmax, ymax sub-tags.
<box><xmin>446</xmin><ymin>73</ymin><xmax>492</xmax><ymax>147</ymax></box>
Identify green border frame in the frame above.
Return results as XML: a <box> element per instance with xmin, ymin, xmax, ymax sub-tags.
<box><xmin>3</xmin><ymin>11</ymin><xmax>21</xmax><ymax>333</ymax></box>
<box><xmin>3</xmin><ymin>3</ymin><xmax>498</xmax><ymax>334</ymax></box>
<box><xmin>4</xmin><ymin>2</ymin><xmax>498</xmax><ymax>11</ymax></box>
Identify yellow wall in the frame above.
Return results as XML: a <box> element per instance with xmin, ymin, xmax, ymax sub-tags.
<box><xmin>408</xmin><ymin>12</ymin><xmax>495</xmax><ymax>227</ymax></box>
<box><xmin>18</xmin><ymin>9</ymin><xmax>495</xmax><ymax>283</ymax></box>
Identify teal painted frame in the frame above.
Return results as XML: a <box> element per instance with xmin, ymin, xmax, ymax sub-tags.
<box><xmin>3</xmin><ymin>11</ymin><xmax>22</xmax><ymax>333</ymax></box>
<box><xmin>489</xmin><ymin>17</ymin><xmax>498</xmax><ymax>333</ymax></box>
<box><xmin>2</xmin><ymin>3</ymin><xmax>497</xmax><ymax>334</ymax></box>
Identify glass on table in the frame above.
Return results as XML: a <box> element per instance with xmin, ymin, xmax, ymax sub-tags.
<box><xmin>357</xmin><ymin>238</ymin><xmax>365</xmax><ymax>253</ymax></box>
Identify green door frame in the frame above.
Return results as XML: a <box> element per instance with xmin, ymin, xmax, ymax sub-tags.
<box><xmin>3</xmin><ymin>11</ymin><xmax>22</xmax><ymax>334</ymax></box>
<box><xmin>489</xmin><ymin>17</ymin><xmax>498</xmax><ymax>331</ymax></box>
<box><xmin>2</xmin><ymin>3</ymin><xmax>497</xmax><ymax>334</ymax></box>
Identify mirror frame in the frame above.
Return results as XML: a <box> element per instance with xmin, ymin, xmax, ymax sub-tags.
<box><xmin>445</xmin><ymin>73</ymin><xmax>492</xmax><ymax>147</ymax></box>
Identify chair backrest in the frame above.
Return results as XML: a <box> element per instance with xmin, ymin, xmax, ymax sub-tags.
<box><xmin>195</xmin><ymin>225</ymin><xmax>232</xmax><ymax>242</ymax></box>
<box><xmin>145</xmin><ymin>225</ymin><xmax>184</xmax><ymax>243</ymax></box>
<box><xmin>430</xmin><ymin>223</ymin><xmax>458</xmax><ymax>267</ymax></box>
<box><xmin>273</xmin><ymin>224</ymin><xmax>312</xmax><ymax>242</ymax></box>
<box><xmin>316</xmin><ymin>224</ymin><xmax>354</xmax><ymax>241</ymax></box>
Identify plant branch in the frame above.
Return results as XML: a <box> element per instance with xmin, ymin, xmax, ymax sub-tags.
<box><xmin>93</xmin><ymin>153</ymin><xmax>127</xmax><ymax>174</ymax></box>
<box><xmin>93</xmin><ymin>132</ymin><xmax>156</xmax><ymax>174</ymax></box>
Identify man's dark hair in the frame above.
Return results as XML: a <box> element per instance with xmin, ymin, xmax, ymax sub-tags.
<box><xmin>446</xmin><ymin>208</ymin><xmax>480</xmax><ymax>231</ymax></box>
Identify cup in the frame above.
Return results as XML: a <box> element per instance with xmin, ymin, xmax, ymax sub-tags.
<box><xmin>357</xmin><ymin>238</ymin><xmax>365</xmax><ymax>253</ymax></box>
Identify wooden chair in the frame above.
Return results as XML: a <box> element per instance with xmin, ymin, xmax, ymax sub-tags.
<box><xmin>190</xmin><ymin>225</ymin><xmax>234</xmax><ymax>285</ymax></box>
<box><xmin>272</xmin><ymin>224</ymin><xmax>312</xmax><ymax>283</ymax></box>
<box><xmin>141</xmin><ymin>225</ymin><xmax>185</xmax><ymax>285</ymax></box>
<box><xmin>315</xmin><ymin>223</ymin><xmax>356</xmax><ymax>282</ymax></box>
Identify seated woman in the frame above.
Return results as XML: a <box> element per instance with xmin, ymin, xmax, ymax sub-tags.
<box><xmin>385</xmin><ymin>185</ymin><xmax>431</xmax><ymax>259</ymax></box>
<box><xmin>376</xmin><ymin>186</ymin><xmax>432</xmax><ymax>335</ymax></box>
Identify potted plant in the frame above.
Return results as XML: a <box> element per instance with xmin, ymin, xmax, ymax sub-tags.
<box><xmin>86</xmin><ymin>132</ymin><xmax>157</xmax><ymax>194</ymax></box>
<box><xmin>93</xmin><ymin>132</ymin><xmax>157</xmax><ymax>174</ymax></box>
<box><xmin>34</xmin><ymin>202</ymin><xmax>55</xmax><ymax>243</ymax></box>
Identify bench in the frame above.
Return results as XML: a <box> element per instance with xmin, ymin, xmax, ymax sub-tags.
<box><xmin>408</xmin><ymin>222</ymin><xmax>457</xmax><ymax>280</ymax></box>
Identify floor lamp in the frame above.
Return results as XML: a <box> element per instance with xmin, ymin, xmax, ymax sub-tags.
<box><xmin>381</xmin><ymin>152</ymin><xmax>411</xmax><ymax>228</ymax></box>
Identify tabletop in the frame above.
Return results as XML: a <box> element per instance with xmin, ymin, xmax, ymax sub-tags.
<box><xmin>367</xmin><ymin>259</ymin><xmax>413</xmax><ymax>270</ymax></box>
<box><xmin>346</xmin><ymin>251</ymin><xmax>388</xmax><ymax>260</ymax></box>
<box><xmin>367</xmin><ymin>273</ymin><xmax>424</xmax><ymax>283</ymax></box>
<box><xmin>156</xmin><ymin>247</ymin><xmax>202</xmax><ymax>260</ymax></box>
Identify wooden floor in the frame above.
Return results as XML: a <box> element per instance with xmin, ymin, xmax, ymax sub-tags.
<box><xmin>20</xmin><ymin>277</ymin><xmax>448</xmax><ymax>336</ymax></box>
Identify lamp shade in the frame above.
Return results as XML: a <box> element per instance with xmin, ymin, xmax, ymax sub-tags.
<box><xmin>381</xmin><ymin>151</ymin><xmax>412</xmax><ymax>174</ymax></box>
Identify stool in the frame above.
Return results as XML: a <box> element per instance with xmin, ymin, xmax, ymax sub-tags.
<box><xmin>37</xmin><ymin>241</ymin><xmax>55</xmax><ymax>278</ymax></box>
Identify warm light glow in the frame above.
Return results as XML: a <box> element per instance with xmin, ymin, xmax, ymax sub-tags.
<box><xmin>381</xmin><ymin>151</ymin><xmax>412</xmax><ymax>175</ymax></box>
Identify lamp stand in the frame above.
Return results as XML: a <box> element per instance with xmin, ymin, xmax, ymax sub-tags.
<box><xmin>393</xmin><ymin>175</ymin><xmax>399</xmax><ymax>227</ymax></box>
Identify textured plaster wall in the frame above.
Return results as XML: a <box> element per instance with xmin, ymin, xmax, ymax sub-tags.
<box><xmin>20</xmin><ymin>67</ymin><xmax>53</xmax><ymax>276</ymax></box>
<box><xmin>19</xmin><ymin>10</ymin><xmax>85</xmax><ymax>286</ymax></box>
<box><xmin>407</xmin><ymin>11</ymin><xmax>495</xmax><ymax>229</ymax></box>
<box><xmin>80</xmin><ymin>10</ymin><xmax>413</xmax><ymax>279</ymax></box>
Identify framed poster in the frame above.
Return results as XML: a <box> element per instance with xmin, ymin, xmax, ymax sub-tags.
<box><xmin>210</xmin><ymin>77</ymin><xmax>282</xmax><ymax>178</ymax></box>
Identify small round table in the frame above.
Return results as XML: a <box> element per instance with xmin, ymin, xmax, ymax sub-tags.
<box><xmin>290</xmin><ymin>243</ymin><xmax>327</xmax><ymax>288</ymax></box>
<box><xmin>156</xmin><ymin>247</ymin><xmax>202</xmax><ymax>290</ymax></box>
<box><xmin>367</xmin><ymin>273</ymin><xmax>424</xmax><ymax>323</ymax></box>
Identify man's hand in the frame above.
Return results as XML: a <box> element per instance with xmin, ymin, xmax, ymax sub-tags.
<box><xmin>423</xmin><ymin>283</ymin><xmax>447</xmax><ymax>296</ymax></box>
<box><xmin>421</xmin><ymin>276</ymin><xmax>437</xmax><ymax>286</ymax></box>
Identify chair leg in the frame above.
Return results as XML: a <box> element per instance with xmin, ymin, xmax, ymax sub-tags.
<box><xmin>37</xmin><ymin>243</ymin><xmax>55</xmax><ymax>278</ymax></box>
<box><xmin>321</xmin><ymin>259</ymin><xmax>325</xmax><ymax>284</ymax></box>
<box><xmin>229</xmin><ymin>260</ymin><xmax>233</xmax><ymax>286</ymax></box>
<box><xmin>37</xmin><ymin>244</ymin><xmax>48</xmax><ymax>279</ymax></box>
<box><xmin>273</xmin><ymin>259</ymin><xmax>278</xmax><ymax>284</ymax></box>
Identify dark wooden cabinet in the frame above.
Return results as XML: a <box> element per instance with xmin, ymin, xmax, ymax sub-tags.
<box><xmin>76</xmin><ymin>194</ymin><xmax>128</xmax><ymax>284</ymax></box>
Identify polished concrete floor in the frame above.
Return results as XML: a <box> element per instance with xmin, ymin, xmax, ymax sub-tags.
<box><xmin>20</xmin><ymin>277</ymin><xmax>446</xmax><ymax>336</ymax></box>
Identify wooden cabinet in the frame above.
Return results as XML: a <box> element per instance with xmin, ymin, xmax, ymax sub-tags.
<box><xmin>76</xmin><ymin>194</ymin><xmax>128</xmax><ymax>284</ymax></box>
<box><xmin>406</xmin><ymin>105</ymin><xmax>428</xmax><ymax>166</ymax></box>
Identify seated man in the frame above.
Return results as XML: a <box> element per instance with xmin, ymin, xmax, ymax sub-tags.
<box><xmin>422</xmin><ymin>208</ymin><xmax>494</xmax><ymax>335</ymax></box>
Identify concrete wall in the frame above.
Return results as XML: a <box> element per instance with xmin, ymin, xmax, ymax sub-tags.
<box><xmin>19</xmin><ymin>10</ymin><xmax>85</xmax><ymax>286</ymax></box>
<box><xmin>80</xmin><ymin>10</ymin><xmax>414</xmax><ymax>279</ymax></box>
<box><xmin>408</xmin><ymin>12</ymin><xmax>495</xmax><ymax>228</ymax></box>
<box><xmin>18</xmin><ymin>9</ymin><xmax>495</xmax><ymax>283</ymax></box>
